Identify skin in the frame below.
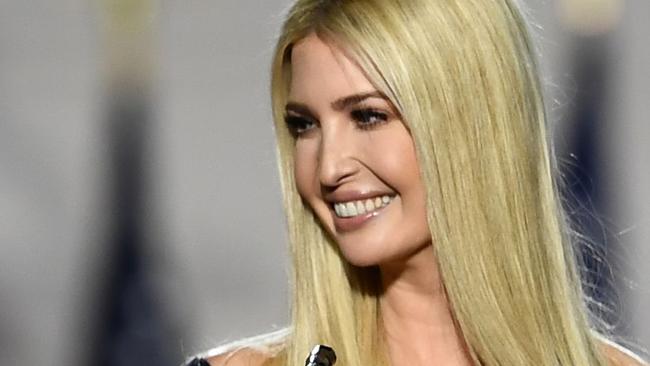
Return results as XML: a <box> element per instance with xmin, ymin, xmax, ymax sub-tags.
<box><xmin>287</xmin><ymin>35</ymin><xmax>430</xmax><ymax>268</ymax></box>
<box><xmin>286</xmin><ymin>33</ymin><xmax>473</xmax><ymax>366</ymax></box>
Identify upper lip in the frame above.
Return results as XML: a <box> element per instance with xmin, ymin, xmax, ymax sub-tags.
<box><xmin>324</xmin><ymin>189</ymin><xmax>394</xmax><ymax>204</ymax></box>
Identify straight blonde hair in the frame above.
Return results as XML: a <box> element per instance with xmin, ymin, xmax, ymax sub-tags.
<box><xmin>262</xmin><ymin>0</ymin><xmax>617</xmax><ymax>365</ymax></box>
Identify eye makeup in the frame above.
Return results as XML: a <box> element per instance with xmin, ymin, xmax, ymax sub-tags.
<box><xmin>284</xmin><ymin>113</ymin><xmax>317</xmax><ymax>137</ymax></box>
<box><xmin>283</xmin><ymin>95</ymin><xmax>394</xmax><ymax>137</ymax></box>
<box><xmin>284</xmin><ymin>103</ymin><xmax>318</xmax><ymax>137</ymax></box>
<box><xmin>350</xmin><ymin>108</ymin><xmax>389</xmax><ymax>130</ymax></box>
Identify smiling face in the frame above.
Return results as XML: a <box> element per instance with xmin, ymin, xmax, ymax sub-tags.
<box><xmin>285</xmin><ymin>34</ymin><xmax>432</xmax><ymax>267</ymax></box>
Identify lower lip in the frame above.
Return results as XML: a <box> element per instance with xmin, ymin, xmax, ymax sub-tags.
<box><xmin>332</xmin><ymin>200</ymin><xmax>392</xmax><ymax>232</ymax></box>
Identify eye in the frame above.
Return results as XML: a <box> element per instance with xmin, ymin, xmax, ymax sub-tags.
<box><xmin>284</xmin><ymin>114</ymin><xmax>317</xmax><ymax>137</ymax></box>
<box><xmin>350</xmin><ymin>108</ymin><xmax>388</xmax><ymax>129</ymax></box>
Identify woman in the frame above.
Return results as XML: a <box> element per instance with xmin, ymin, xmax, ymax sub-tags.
<box><xmin>191</xmin><ymin>0</ymin><xmax>647</xmax><ymax>365</ymax></box>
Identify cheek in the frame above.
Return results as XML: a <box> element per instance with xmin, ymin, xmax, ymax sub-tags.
<box><xmin>293</xmin><ymin>141</ymin><xmax>318</xmax><ymax>200</ymax></box>
<box><xmin>366</xmin><ymin>131</ymin><xmax>421</xmax><ymax>188</ymax></box>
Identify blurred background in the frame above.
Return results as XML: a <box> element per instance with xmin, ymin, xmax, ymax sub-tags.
<box><xmin>0</xmin><ymin>0</ymin><xmax>647</xmax><ymax>365</ymax></box>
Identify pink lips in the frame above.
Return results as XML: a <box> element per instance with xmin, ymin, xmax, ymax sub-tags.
<box><xmin>332</xmin><ymin>199</ymin><xmax>391</xmax><ymax>232</ymax></box>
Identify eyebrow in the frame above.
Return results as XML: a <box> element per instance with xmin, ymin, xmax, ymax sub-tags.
<box><xmin>284</xmin><ymin>103</ymin><xmax>314</xmax><ymax>117</ymax></box>
<box><xmin>285</xmin><ymin>91</ymin><xmax>387</xmax><ymax>116</ymax></box>
<box><xmin>331</xmin><ymin>91</ymin><xmax>387</xmax><ymax>111</ymax></box>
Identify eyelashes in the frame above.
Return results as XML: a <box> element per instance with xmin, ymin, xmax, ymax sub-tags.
<box><xmin>350</xmin><ymin>109</ymin><xmax>388</xmax><ymax>129</ymax></box>
<box><xmin>284</xmin><ymin>115</ymin><xmax>316</xmax><ymax>137</ymax></box>
<box><xmin>284</xmin><ymin>108</ymin><xmax>389</xmax><ymax>137</ymax></box>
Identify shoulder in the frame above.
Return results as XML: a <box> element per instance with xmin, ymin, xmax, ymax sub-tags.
<box><xmin>205</xmin><ymin>348</ymin><xmax>272</xmax><ymax>366</ymax></box>
<box><xmin>600</xmin><ymin>339</ymin><xmax>648</xmax><ymax>366</ymax></box>
<box><xmin>186</xmin><ymin>328</ymin><xmax>289</xmax><ymax>366</ymax></box>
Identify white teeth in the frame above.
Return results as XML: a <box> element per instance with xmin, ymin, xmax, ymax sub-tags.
<box><xmin>365</xmin><ymin>199</ymin><xmax>374</xmax><ymax>212</ymax></box>
<box><xmin>356</xmin><ymin>201</ymin><xmax>366</xmax><ymax>215</ymax></box>
<box><xmin>346</xmin><ymin>201</ymin><xmax>357</xmax><ymax>216</ymax></box>
<box><xmin>333</xmin><ymin>195</ymin><xmax>394</xmax><ymax>218</ymax></box>
<box><xmin>339</xmin><ymin>203</ymin><xmax>348</xmax><ymax>217</ymax></box>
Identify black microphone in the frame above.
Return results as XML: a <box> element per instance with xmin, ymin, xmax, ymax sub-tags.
<box><xmin>304</xmin><ymin>345</ymin><xmax>337</xmax><ymax>366</ymax></box>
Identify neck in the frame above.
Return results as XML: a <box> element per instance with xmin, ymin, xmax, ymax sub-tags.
<box><xmin>378</xmin><ymin>244</ymin><xmax>472</xmax><ymax>366</ymax></box>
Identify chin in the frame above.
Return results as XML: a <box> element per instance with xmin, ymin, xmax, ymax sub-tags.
<box><xmin>336</xmin><ymin>240</ymin><xmax>399</xmax><ymax>268</ymax></box>
<box><xmin>340</xmin><ymin>252</ymin><xmax>383</xmax><ymax>268</ymax></box>
<box><xmin>337</xmin><ymin>236</ymin><xmax>433</xmax><ymax>269</ymax></box>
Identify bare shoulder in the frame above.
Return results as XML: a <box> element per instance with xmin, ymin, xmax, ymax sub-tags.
<box><xmin>196</xmin><ymin>329</ymin><xmax>289</xmax><ymax>366</ymax></box>
<box><xmin>600</xmin><ymin>340</ymin><xmax>648</xmax><ymax>366</ymax></box>
<box><xmin>206</xmin><ymin>348</ymin><xmax>272</xmax><ymax>366</ymax></box>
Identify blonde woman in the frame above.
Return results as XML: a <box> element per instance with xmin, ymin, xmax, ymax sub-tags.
<box><xmin>189</xmin><ymin>0</ymin><xmax>647</xmax><ymax>365</ymax></box>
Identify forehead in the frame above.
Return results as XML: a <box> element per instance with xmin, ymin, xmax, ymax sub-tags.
<box><xmin>288</xmin><ymin>34</ymin><xmax>375</xmax><ymax>103</ymax></box>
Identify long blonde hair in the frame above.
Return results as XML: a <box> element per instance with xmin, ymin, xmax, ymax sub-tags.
<box><xmin>266</xmin><ymin>0</ymin><xmax>612</xmax><ymax>365</ymax></box>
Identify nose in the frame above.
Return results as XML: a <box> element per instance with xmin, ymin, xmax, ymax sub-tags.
<box><xmin>318</xmin><ymin>123</ymin><xmax>359</xmax><ymax>188</ymax></box>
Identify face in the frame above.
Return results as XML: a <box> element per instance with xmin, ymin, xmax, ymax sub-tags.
<box><xmin>286</xmin><ymin>34</ymin><xmax>431</xmax><ymax>267</ymax></box>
